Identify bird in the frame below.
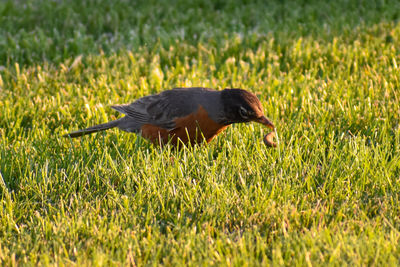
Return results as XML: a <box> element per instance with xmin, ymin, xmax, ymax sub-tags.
<box><xmin>64</xmin><ymin>87</ymin><xmax>275</xmax><ymax>146</ymax></box>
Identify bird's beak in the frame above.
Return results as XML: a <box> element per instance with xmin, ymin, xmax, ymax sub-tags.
<box><xmin>256</xmin><ymin>116</ymin><xmax>275</xmax><ymax>130</ymax></box>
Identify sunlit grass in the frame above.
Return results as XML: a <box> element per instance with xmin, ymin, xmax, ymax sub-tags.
<box><xmin>1</xmin><ymin>0</ymin><xmax>400</xmax><ymax>265</ymax></box>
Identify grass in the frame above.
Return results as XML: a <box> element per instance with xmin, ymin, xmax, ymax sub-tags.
<box><xmin>1</xmin><ymin>0</ymin><xmax>400</xmax><ymax>265</ymax></box>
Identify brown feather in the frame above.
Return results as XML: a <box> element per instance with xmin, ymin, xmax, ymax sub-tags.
<box><xmin>141</xmin><ymin>105</ymin><xmax>228</xmax><ymax>146</ymax></box>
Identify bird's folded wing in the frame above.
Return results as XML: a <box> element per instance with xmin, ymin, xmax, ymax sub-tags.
<box><xmin>111</xmin><ymin>90</ymin><xmax>198</xmax><ymax>130</ymax></box>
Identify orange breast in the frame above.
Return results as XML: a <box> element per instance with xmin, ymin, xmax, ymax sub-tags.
<box><xmin>140</xmin><ymin>105</ymin><xmax>229</xmax><ymax>146</ymax></box>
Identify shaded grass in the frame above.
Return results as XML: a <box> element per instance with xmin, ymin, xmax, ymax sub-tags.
<box><xmin>1</xmin><ymin>0</ymin><xmax>400</xmax><ymax>65</ymax></box>
<box><xmin>1</xmin><ymin>0</ymin><xmax>400</xmax><ymax>266</ymax></box>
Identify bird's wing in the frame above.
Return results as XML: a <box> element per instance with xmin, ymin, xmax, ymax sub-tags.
<box><xmin>111</xmin><ymin>88</ymin><xmax>204</xmax><ymax>130</ymax></box>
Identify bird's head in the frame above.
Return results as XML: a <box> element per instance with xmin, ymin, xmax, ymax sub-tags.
<box><xmin>221</xmin><ymin>88</ymin><xmax>275</xmax><ymax>129</ymax></box>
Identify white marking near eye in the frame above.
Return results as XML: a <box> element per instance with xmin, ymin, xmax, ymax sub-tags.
<box><xmin>239</xmin><ymin>106</ymin><xmax>249</xmax><ymax>119</ymax></box>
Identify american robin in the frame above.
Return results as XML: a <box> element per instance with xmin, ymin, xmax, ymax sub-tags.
<box><xmin>64</xmin><ymin>87</ymin><xmax>275</xmax><ymax>146</ymax></box>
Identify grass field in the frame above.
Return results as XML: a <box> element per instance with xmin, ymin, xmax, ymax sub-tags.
<box><xmin>1</xmin><ymin>0</ymin><xmax>400</xmax><ymax>265</ymax></box>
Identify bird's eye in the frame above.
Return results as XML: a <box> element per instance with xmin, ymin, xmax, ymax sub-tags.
<box><xmin>239</xmin><ymin>106</ymin><xmax>249</xmax><ymax>119</ymax></box>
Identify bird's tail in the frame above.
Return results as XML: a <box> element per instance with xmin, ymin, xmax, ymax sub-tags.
<box><xmin>63</xmin><ymin>119</ymin><xmax>122</xmax><ymax>138</ymax></box>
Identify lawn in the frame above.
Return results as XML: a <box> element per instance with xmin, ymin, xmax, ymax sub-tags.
<box><xmin>1</xmin><ymin>0</ymin><xmax>400</xmax><ymax>265</ymax></box>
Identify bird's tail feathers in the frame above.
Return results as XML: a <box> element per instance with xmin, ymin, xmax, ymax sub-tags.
<box><xmin>63</xmin><ymin>119</ymin><xmax>122</xmax><ymax>138</ymax></box>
